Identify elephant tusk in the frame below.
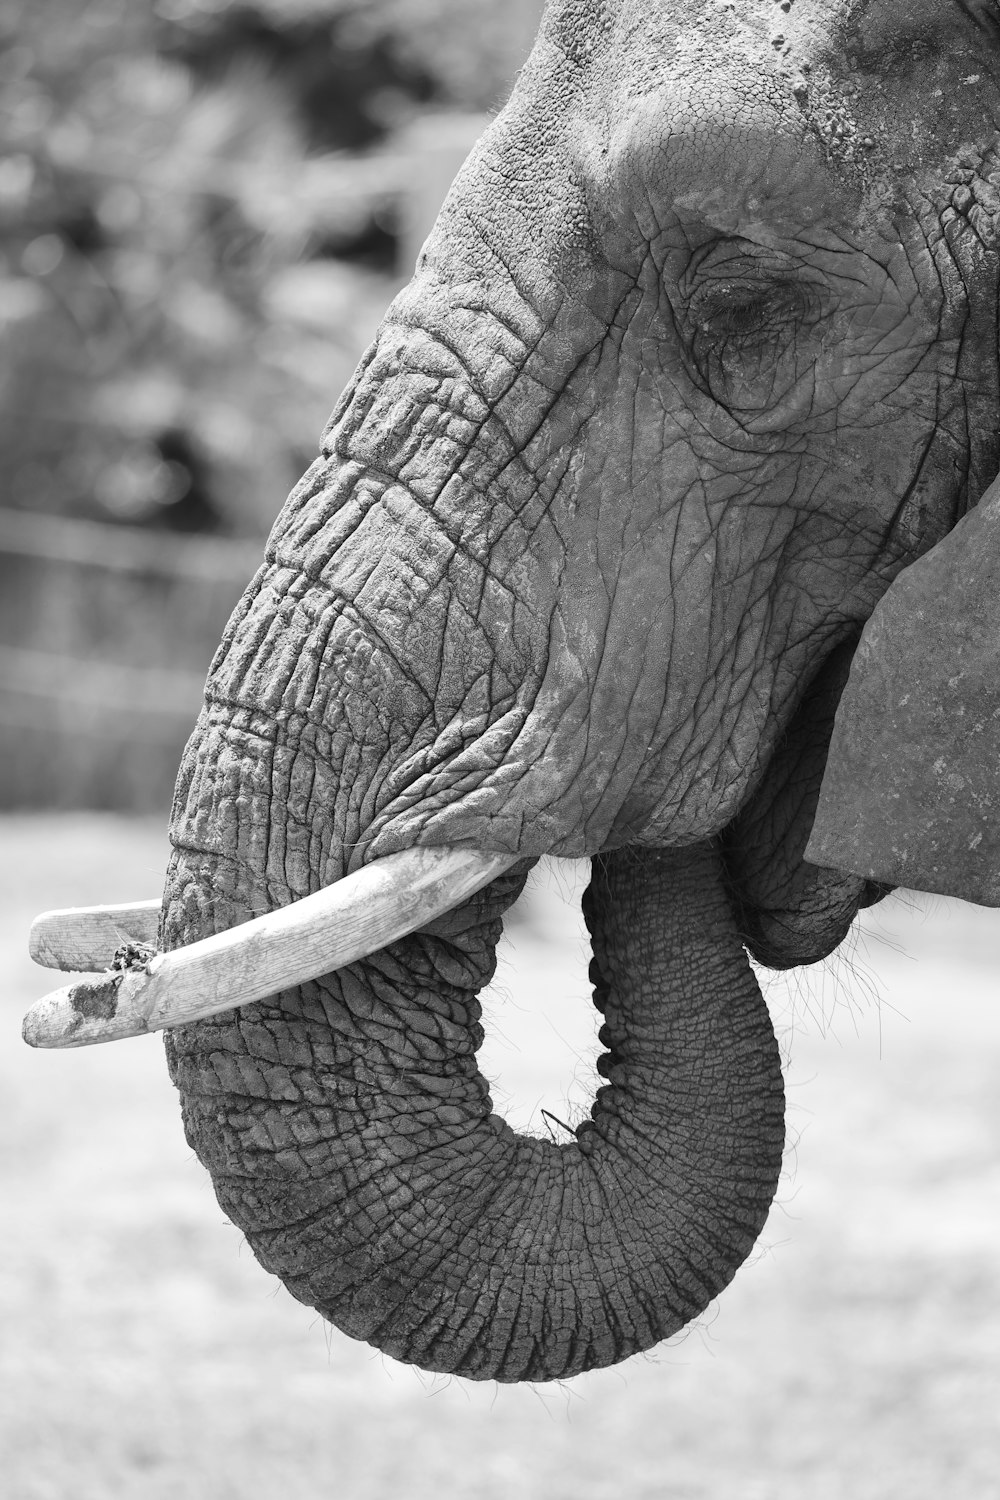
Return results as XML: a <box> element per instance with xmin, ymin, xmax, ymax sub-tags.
<box><xmin>29</xmin><ymin>899</ymin><xmax>162</xmax><ymax>971</ymax></box>
<box><xmin>22</xmin><ymin>847</ymin><xmax>519</xmax><ymax>1050</ymax></box>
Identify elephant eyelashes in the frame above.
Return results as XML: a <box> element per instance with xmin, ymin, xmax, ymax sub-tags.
<box><xmin>689</xmin><ymin>282</ymin><xmax>807</xmax><ymax>342</ymax></box>
<box><xmin>677</xmin><ymin>237</ymin><xmax>824</xmax><ymax>407</ymax></box>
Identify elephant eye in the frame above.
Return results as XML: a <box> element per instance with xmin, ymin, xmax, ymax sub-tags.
<box><xmin>677</xmin><ymin>239</ymin><xmax>827</xmax><ymax>410</ymax></box>
<box><xmin>688</xmin><ymin>279</ymin><xmax>810</xmax><ymax>346</ymax></box>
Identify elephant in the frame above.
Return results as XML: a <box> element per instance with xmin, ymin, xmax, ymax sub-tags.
<box><xmin>142</xmin><ymin>0</ymin><xmax>1000</xmax><ymax>1383</ymax></box>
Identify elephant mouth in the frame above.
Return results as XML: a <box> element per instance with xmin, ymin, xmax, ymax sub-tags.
<box><xmin>719</xmin><ymin>635</ymin><xmax>891</xmax><ymax>971</ymax></box>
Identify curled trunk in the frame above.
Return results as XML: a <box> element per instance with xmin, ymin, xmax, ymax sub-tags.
<box><xmin>164</xmin><ymin>841</ymin><xmax>783</xmax><ymax>1382</ymax></box>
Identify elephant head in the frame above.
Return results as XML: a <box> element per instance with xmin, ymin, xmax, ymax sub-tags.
<box><xmin>153</xmin><ymin>0</ymin><xmax>1000</xmax><ymax>1381</ymax></box>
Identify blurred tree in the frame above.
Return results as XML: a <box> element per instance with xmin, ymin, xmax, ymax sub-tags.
<box><xmin>157</xmin><ymin>0</ymin><xmax>543</xmax><ymax>122</ymax></box>
<box><xmin>0</xmin><ymin>0</ymin><xmax>542</xmax><ymax>536</ymax></box>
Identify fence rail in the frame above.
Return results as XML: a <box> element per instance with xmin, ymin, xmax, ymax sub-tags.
<box><xmin>0</xmin><ymin>509</ymin><xmax>264</xmax><ymax>810</ymax></box>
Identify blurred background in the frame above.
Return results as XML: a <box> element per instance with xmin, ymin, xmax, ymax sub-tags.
<box><xmin>0</xmin><ymin>0</ymin><xmax>541</xmax><ymax>806</ymax></box>
<box><xmin>2</xmin><ymin>4</ymin><xmax>999</xmax><ymax>1498</ymax></box>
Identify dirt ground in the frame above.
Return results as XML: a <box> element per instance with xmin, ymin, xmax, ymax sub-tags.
<box><xmin>2</xmin><ymin>814</ymin><xmax>999</xmax><ymax>1500</ymax></box>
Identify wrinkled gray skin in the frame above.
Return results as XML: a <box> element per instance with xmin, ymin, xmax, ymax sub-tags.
<box><xmin>162</xmin><ymin>0</ymin><xmax>1000</xmax><ymax>1381</ymax></box>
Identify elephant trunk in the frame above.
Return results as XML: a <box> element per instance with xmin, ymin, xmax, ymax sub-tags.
<box><xmin>163</xmin><ymin>840</ymin><xmax>783</xmax><ymax>1382</ymax></box>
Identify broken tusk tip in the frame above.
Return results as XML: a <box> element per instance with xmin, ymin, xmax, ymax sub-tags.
<box><xmin>21</xmin><ymin>973</ymin><xmax>153</xmax><ymax>1049</ymax></box>
<box><xmin>27</xmin><ymin>914</ymin><xmax>60</xmax><ymax>967</ymax></box>
<box><xmin>26</xmin><ymin>898</ymin><xmax>162</xmax><ymax>971</ymax></box>
<box><xmin>21</xmin><ymin>1012</ymin><xmax>42</xmax><ymax>1048</ymax></box>
<box><xmin>21</xmin><ymin>990</ymin><xmax>74</xmax><ymax>1049</ymax></box>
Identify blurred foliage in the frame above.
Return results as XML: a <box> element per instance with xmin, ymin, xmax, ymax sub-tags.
<box><xmin>158</xmin><ymin>0</ymin><xmax>542</xmax><ymax>121</ymax></box>
<box><xmin>0</xmin><ymin>0</ymin><xmax>539</xmax><ymax>536</ymax></box>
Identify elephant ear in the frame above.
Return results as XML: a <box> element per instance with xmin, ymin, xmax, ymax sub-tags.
<box><xmin>805</xmin><ymin>474</ymin><xmax>1000</xmax><ymax>908</ymax></box>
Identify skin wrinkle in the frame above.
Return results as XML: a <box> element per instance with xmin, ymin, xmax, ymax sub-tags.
<box><xmin>447</xmin><ymin>294</ymin><xmax>542</xmax><ymax>360</ymax></box>
<box><xmin>351</xmin><ymin>326</ymin><xmax>573</xmax><ymax>573</ymax></box>
<box><xmin>481</xmin><ymin>340</ymin><xmax>614</xmax><ymax>510</ymax></box>
<box><xmin>364</xmin><ymin>1146</ymin><xmax>542</xmax><ymax>1329</ymax></box>
<box><xmin>162</xmin><ymin>0</ymin><xmax>1000</xmax><ymax>1380</ymax></box>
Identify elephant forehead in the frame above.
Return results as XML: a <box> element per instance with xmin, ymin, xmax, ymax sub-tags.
<box><xmin>563</xmin><ymin>0</ymin><xmax>999</xmax><ymax>245</ymax></box>
<box><xmin>798</xmin><ymin>0</ymin><xmax>999</xmax><ymax>183</ymax></box>
<box><xmin>837</xmin><ymin>0</ymin><xmax>999</xmax><ymax>58</ymax></box>
<box><xmin>550</xmin><ymin>0</ymin><xmax>998</xmax><ymax>108</ymax></box>
<box><xmin>815</xmin><ymin>0</ymin><xmax>1000</xmax><ymax>155</ymax></box>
